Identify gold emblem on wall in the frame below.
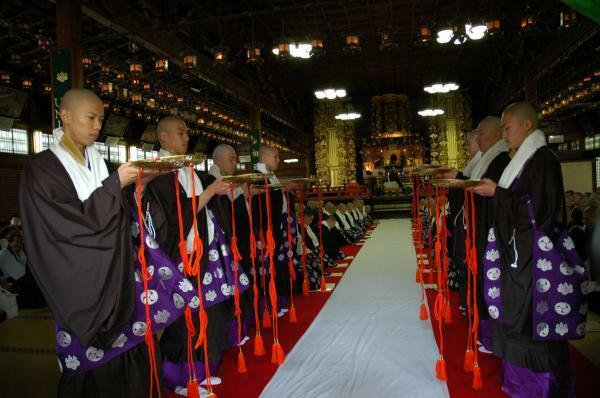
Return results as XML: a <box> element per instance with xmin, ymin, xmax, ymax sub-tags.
<box><xmin>56</xmin><ymin>72</ymin><xmax>69</xmax><ymax>83</ymax></box>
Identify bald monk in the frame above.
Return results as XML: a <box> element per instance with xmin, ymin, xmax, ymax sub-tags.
<box><xmin>144</xmin><ymin>116</ymin><xmax>233</xmax><ymax>395</ymax></box>
<box><xmin>470</xmin><ymin>102</ymin><xmax>576</xmax><ymax>397</ymax></box>
<box><xmin>19</xmin><ymin>89</ymin><xmax>164</xmax><ymax>397</ymax></box>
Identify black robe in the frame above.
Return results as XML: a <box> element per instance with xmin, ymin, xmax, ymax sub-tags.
<box><xmin>492</xmin><ymin>146</ymin><xmax>569</xmax><ymax>372</ymax></box>
<box><xmin>19</xmin><ymin>150</ymin><xmax>157</xmax><ymax>397</ymax></box>
<box><xmin>145</xmin><ymin>171</ymin><xmax>229</xmax><ymax>365</ymax></box>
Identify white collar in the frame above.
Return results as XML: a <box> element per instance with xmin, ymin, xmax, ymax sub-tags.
<box><xmin>498</xmin><ymin>129</ymin><xmax>547</xmax><ymax>189</ymax></box>
<box><xmin>255</xmin><ymin>163</ymin><xmax>286</xmax><ymax>212</ymax></box>
<box><xmin>305</xmin><ymin>224</ymin><xmax>319</xmax><ymax>247</ymax></box>
<box><xmin>50</xmin><ymin>127</ymin><xmax>109</xmax><ymax>201</ymax></box>
<box><xmin>470</xmin><ymin>139</ymin><xmax>509</xmax><ymax>179</ymax></box>
<box><xmin>208</xmin><ymin>163</ymin><xmax>221</xmax><ymax>178</ymax></box>
<box><xmin>462</xmin><ymin>151</ymin><xmax>482</xmax><ymax>178</ymax></box>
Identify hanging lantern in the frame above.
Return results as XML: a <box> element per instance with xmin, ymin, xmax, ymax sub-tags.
<box><xmin>214</xmin><ymin>45</ymin><xmax>230</xmax><ymax>66</ymax></box>
<box><xmin>21</xmin><ymin>77</ymin><xmax>33</xmax><ymax>90</ymax></box>
<box><xmin>245</xmin><ymin>43</ymin><xmax>263</xmax><ymax>65</ymax></box>
<box><xmin>195</xmin><ymin>102</ymin><xmax>203</xmax><ymax>112</ymax></box>
<box><xmin>155</xmin><ymin>57</ymin><xmax>169</xmax><ymax>72</ymax></box>
<box><xmin>143</xmin><ymin>81</ymin><xmax>151</xmax><ymax>92</ymax></box>
<box><xmin>10</xmin><ymin>54</ymin><xmax>22</xmax><ymax>66</ymax></box>
<box><xmin>145</xmin><ymin>98</ymin><xmax>156</xmax><ymax>110</ymax></box>
<box><xmin>37</xmin><ymin>38</ymin><xmax>50</xmax><ymax>51</ymax></box>
<box><xmin>118</xmin><ymin>87</ymin><xmax>129</xmax><ymax>100</ymax></box>
<box><xmin>559</xmin><ymin>8</ymin><xmax>578</xmax><ymax>29</ymax></box>
<box><xmin>100</xmin><ymin>81</ymin><xmax>113</xmax><ymax>95</ymax></box>
<box><xmin>197</xmin><ymin>117</ymin><xmax>205</xmax><ymax>125</ymax></box>
<box><xmin>275</xmin><ymin>38</ymin><xmax>291</xmax><ymax>59</ymax></box>
<box><xmin>130</xmin><ymin>78</ymin><xmax>141</xmax><ymax>88</ymax></box>
<box><xmin>1</xmin><ymin>71</ymin><xmax>11</xmax><ymax>85</ymax></box>
<box><xmin>416</xmin><ymin>23</ymin><xmax>432</xmax><ymax>45</ymax></box>
<box><xmin>166</xmin><ymin>91</ymin><xmax>175</xmax><ymax>100</ymax></box>
<box><xmin>103</xmin><ymin>101</ymin><xmax>110</xmax><ymax>111</ymax></box>
<box><xmin>144</xmin><ymin>113</ymin><xmax>153</xmax><ymax>122</ymax></box>
<box><xmin>33</xmin><ymin>62</ymin><xmax>45</xmax><ymax>75</ymax></box>
<box><xmin>135</xmin><ymin>110</ymin><xmax>143</xmax><ymax>119</ymax></box>
<box><xmin>310</xmin><ymin>36</ymin><xmax>326</xmax><ymax>57</ymax></box>
<box><xmin>82</xmin><ymin>56</ymin><xmax>93</xmax><ymax>70</ymax></box>
<box><xmin>129</xmin><ymin>62</ymin><xmax>142</xmax><ymax>77</ymax></box>
<box><xmin>380</xmin><ymin>28</ymin><xmax>398</xmax><ymax>51</ymax></box>
<box><xmin>520</xmin><ymin>7</ymin><xmax>538</xmax><ymax>34</ymax></box>
<box><xmin>176</xmin><ymin>96</ymin><xmax>184</xmax><ymax>105</ymax></box>
<box><xmin>157</xmin><ymin>89</ymin><xmax>165</xmax><ymax>98</ymax></box>
<box><xmin>100</xmin><ymin>64</ymin><xmax>111</xmax><ymax>75</ymax></box>
<box><xmin>116</xmin><ymin>71</ymin><xmax>126</xmax><ymax>81</ymax></box>
<box><xmin>486</xmin><ymin>17</ymin><xmax>502</xmax><ymax>37</ymax></box>
<box><xmin>344</xmin><ymin>33</ymin><xmax>361</xmax><ymax>53</ymax></box>
<box><xmin>131</xmin><ymin>92</ymin><xmax>142</xmax><ymax>105</ymax></box>
<box><xmin>183</xmin><ymin>54</ymin><xmax>197</xmax><ymax>69</ymax></box>
<box><xmin>112</xmin><ymin>104</ymin><xmax>121</xmax><ymax>113</ymax></box>
<box><xmin>42</xmin><ymin>83</ymin><xmax>51</xmax><ymax>95</ymax></box>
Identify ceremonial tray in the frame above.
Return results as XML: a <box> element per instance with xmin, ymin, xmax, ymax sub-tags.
<box><xmin>411</xmin><ymin>164</ymin><xmax>453</xmax><ymax>177</ymax></box>
<box><xmin>431</xmin><ymin>179</ymin><xmax>483</xmax><ymax>189</ymax></box>
<box><xmin>131</xmin><ymin>154</ymin><xmax>206</xmax><ymax>169</ymax></box>
<box><xmin>220</xmin><ymin>173</ymin><xmax>272</xmax><ymax>183</ymax></box>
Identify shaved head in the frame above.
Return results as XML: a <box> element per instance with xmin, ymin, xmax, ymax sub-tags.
<box><xmin>503</xmin><ymin>102</ymin><xmax>538</xmax><ymax>130</ymax></box>
<box><xmin>477</xmin><ymin>116</ymin><xmax>503</xmax><ymax>152</ymax></box>
<box><xmin>212</xmin><ymin>143</ymin><xmax>237</xmax><ymax>176</ymax></box>
<box><xmin>60</xmin><ymin>88</ymin><xmax>102</xmax><ymax>112</ymax></box>
<box><xmin>478</xmin><ymin>116</ymin><xmax>502</xmax><ymax>133</ymax></box>
<box><xmin>466</xmin><ymin>129</ymin><xmax>480</xmax><ymax>156</ymax></box>
<box><xmin>212</xmin><ymin>144</ymin><xmax>235</xmax><ymax>161</ymax></box>
<box><xmin>258</xmin><ymin>145</ymin><xmax>278</xmax><ymax>159</ymax></box>
<box><xmin>259</xmin><ymin>145</ymin><xmax>280</xmax><ymax>172</ymax></box>
<box><xmin>157</xmin><ymin>116</ymin><xmax>189</xmax><ymax>155</ymax></box>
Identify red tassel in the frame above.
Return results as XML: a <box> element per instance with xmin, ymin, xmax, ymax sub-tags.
<box><xmin>271</xmin><ymin>342</ymin><xmax>278</xmax><ymax>364</ymax></box>
<box><xmin>320</xmin><ymin>275</ymin><xmax>327</xmax><ymax>291</ymax></box>
<box><xmin>289</xmin><ymin>305</ymin><xmax>297</xmax><ymax>323</ymax></box>
<box><xmin>187</xmin><ymin>379</ymin><xmax>201</xmax><ymax>398</ymax></box>
<box><xmin>472</xmin><ymin>363</ymin><xmax>483</xmax><ymax>390</ymax></box>
<box><xmin>416</xmin><ymin>267</ymin><xmax>423</xmax><ymax>283</ymax></box>
<box><xmin>435</xmin><ymin>358</ymin><xmax>448</xmax><ymax>381</ymax></box>
<box><xmin>237</xmin><ymin>350</ymin><xmax>247</xmax><ymax>373</ymax></box>
<box><xmin>302</xmin><ymin>278</ymin><xmax>310</xmax><ymax>296</ymax></box>
<box><xmin>427</xmin><ymin>269</ymin><xmax>436</xmax><ymax>284</ymax></box>
<box><xmin>206</xmin><ymin>391</ymin><xmax>218</xmax><ymax>398</ymax></box>
<box><xmin>419</xmin><ymin>303</ymin><xmax>429</xmax><ymax>320</ymax></box>
<box><xmin>262</xmin><ymin>310</ymin><xmax>272</xmax><ymax>328</ymax></box>
<box><xmin>443</xmin><ymin>302</ymin><xmax>453</xmax><ymax>324</ymax></box>
<box><xmin>275</xmin><ymin>342</ymin><xmax>285</xmax><ymax>365</ymax></box>
<box><xmin>253</xmin><ymin>333</ymin><xmax>266</xmax><ymax>356</ymax></box>
<box><xmin>463</xmin><ymin>350</ymin><xmax>474</xmax><ymax>372</ymax></box>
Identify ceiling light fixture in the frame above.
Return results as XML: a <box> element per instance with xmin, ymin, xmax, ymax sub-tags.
<box><xmin>424</xmin><ymin>83</ymin><xmax>459</xmax><ymax>94</ymax></box>
<box><xmin>335</xmin><ymin>112</ymin><xmax>361</xmax><ymax>120</ymax></box>
<box><xmin>436</xmin><ymin>27</ymin><xmax>453</xmax><ymax>44</ymax></box>
<box><xmin>283</xmin><ymin>158</ymin><xmax>299</xmax><ymax>163</ymax></box>
<box><xmin>418</xmin><ymin>109</ymin><xmax>445</xmax><ymax>117</ymax></box>
<box><xmin>272</xmin><ymin>42</ymin><xmax>313</xmax><ymax>59</ymax></box>
<box><xmin>466</xmin><ymin>21</ymin><xmax>487</xmax><ymax>40</ymax></box>
<box><xmin>314</xmin><ymin>88</ymin><xmax>347</xmax><ymax>100</ymax></box>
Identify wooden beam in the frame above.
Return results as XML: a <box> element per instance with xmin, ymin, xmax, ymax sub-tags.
<box><xmin>80</xmin><ymin>0</ymin><xmax>308</xmax><ymax>142</ymax></box>
<box><xmin>56</xmin><ymin>0</ymin><xmax>83</xmax><ymax>88</ymax></box>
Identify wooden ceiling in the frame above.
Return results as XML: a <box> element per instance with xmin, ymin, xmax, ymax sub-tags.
<box><xmin>1</xmin><ymin>0</ymin><xmax>598</xmax><ymax>143</ymax></box>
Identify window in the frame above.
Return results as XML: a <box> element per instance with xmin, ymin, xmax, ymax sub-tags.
<box><xmin>585</xmin><ymin>134</ymin><xmax>600</xmax><ymax>151</ymax></box>
<box><xmin>32</xmin><ymin>130</ymin><xmax>54</xmax><ymax>153</ymax></box>
<box><xmin>129</xmin><ymin>146</ymin><xmax>158</xmax><ymax>160</ymax></box>
<box><xmin>206</xmin><ymin>158</ymin><xmax>214</xmax><ymax>170</ymax></box>
<box><xmin>0</xmin><ymin>128</ymin><xmax>28</xmax><ymax>154</ymax></box>
<box><xmin>94</xmin><ymin>142</ymin><xmax>109</xmax><ymax>161</ymax></box>
<box><xmin>195</xmin><ymin>161</ymin><xmax>206</xmax><ymax>171</ymax></box>
<box><xmin>109</xmin><ymin>145</ymin><xmax>127</xmax><ymax>163</ymax></box>
<box><xmin>236</xmin><ymin>162</ymin><xmax>246</xmax><ymax>170</ymax></box>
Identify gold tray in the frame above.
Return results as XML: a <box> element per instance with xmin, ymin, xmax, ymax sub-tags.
<box><xmin>131</xmin><ymin>154</ymin><xmax>206</xmax><ymax>169</ymax></box>
<box><xmin>412</xmin><ymin>164</ymin><xmax>453</xmax><ymax>177</ymax></box>
<box><xmin>283</xmin><ymin>178</ymin><xmax>315</xmax><ymax>184</ymax></box>
<box><xmin>220</xmin><ymin>173</ymin><xmax>272</xmax><ymax>183</ymax></box>
<box><xmin>431</xmin><ymin>179</ymin><xmax>483</xmax><ymax>189</ymax></box>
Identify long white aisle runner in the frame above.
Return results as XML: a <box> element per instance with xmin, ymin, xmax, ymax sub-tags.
<box><xmin>261</xmin><ymin>219</ymin><xmax>449</xmax><ymax>398</ymax></box>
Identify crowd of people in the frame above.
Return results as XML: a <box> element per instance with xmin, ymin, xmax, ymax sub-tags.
<box><xmin>15</xmin><ymin>88</ymin><xmax>372</xmax><ymax>397</ymax></box>
<box><xmin>417</xmin><ymin>102</ymin><xmax>600</xmax><ymax>397</ymax></box>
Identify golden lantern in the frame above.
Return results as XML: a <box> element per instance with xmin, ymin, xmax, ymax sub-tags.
<box><xmin>100</xmin><ymin>64</ymin><xmax>111</xmax><ymax>74</ymax></box>
<box><xmin>129</xmin><ymin>62</ymin><xmax>142</xmax><ymax>77</ymax></box>
<box><xmin>82</xmin><ymin>56</ymin><xmax>93</xmax><ymax>70</ymax></box>
<box><xmin>43</xmin><ymin>83</ymin><xmax>52</xmax><ymax>95</ymax></box>
<box><xmin>103</xmin><ymin>101</ymin><xmax>110</xmax><ymax>111</ymax></box>
<box><xmin>344</xmin><ymin>34</ymin><xmax>361</xmax><ymax>53</ymax></box>
<box><xmin>245</xmin><ymin>43</ymin><xmax>263</xmax><ymax>65</ymax></box>
<box><xmin>275</xmin><ymin>38</ymin><xmax>291</xmax><ymax>59</ymax></box>
<box><xmin>21</xmin><ymin>77</ymin><xmax>33</xmax><ymax>90</ymax></box>
<box><xmin>112</xmin><ymin>104</ymin><xmax>121</xmax><ymax>113</ymax></box>
<box><xmin>176</xmin><ymin>96</ymin><xmax>184</xmax><ymax>105</ymax></box>
<box><xmin>167</xmin><ymin>91</ymin><xmax>175</xmax><ymax>100</ymax></box>
<box><xmin>155</xmin><ymin>58</ymin><xmax>169</xmax><ymax>72</ymax></box>
<box><xmin>560</xmin><ymin>8</ymin><xmax>578</xmax><ymax>29</ymax></box>
<box><xmin>214</xmin><ymin>45</ymin><xmax>230</xmax><ymax>66</ymax></box>
<box><xmin>183</xmin><ymin>54</ymin><xmax>197</xmax><ymax>69</ymax></box>
<box><xmin>416</xmin><ymin>23</ymin><xmax>431</xmax><ymax>45</ymax></box>
<box><xmin>486</xmin><ymin>18</ymin><xmax>501</xmax><ymax>36</ymax></box>
<box><xmin>130</xmin><ymin>78</ymin><xmax>141</xmax><ymax>87</ymax></box>
<box><xmin>116</xmin><ymin>71</ymin><xmax>126</xmax><ymax>81</ymax></box>
<box><xmin>37</xmin><ymin>38</ymin><xmax>50</xmax><ymax>51</ymax></box>
<box><xmin>10</xmin><ymin>54</ymin><xmax>22</xmax><ymax>65</ymax></box>
<box><xmin>131</xmin><ymin>92</ymin><xmax>142</xmax><ymax>105</ymax></box>
<box><xmin>135</xmin><ymin>110</ymin><xmax>143</xmax><ymax>119</ymax></box>
<box><xmin>195</xmin><ymin>102</ymin><xmax>203</xmax><ymax>112</ymax></box>
<box><xmin>311</xmin><ymin>36</ymin><xmax>325</xmax><ymax>57</ymax></box>
<box><xmin>100</xmin><ymin>81</ymin><xmax>113</xmax><ymax>95</ymax></box>
<box><xmin>145</xmin><ymin>98</ymin><xmax>156</xmax><ymax>110</ymax></box>
<box><xmin>1</xmin><ymin>71</ymin><xmax>11</xmax><ymax>85</ymax></box>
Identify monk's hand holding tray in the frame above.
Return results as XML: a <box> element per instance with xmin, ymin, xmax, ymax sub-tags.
<box><xmin>130</xmin><ymin>154</ymin><xmax>206</xmax><ymax>170</ymax></box>
<box><xmin>431</xmin><ymin>178</ymin><xmax>484</xmax><ymax>189</ymax></box>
